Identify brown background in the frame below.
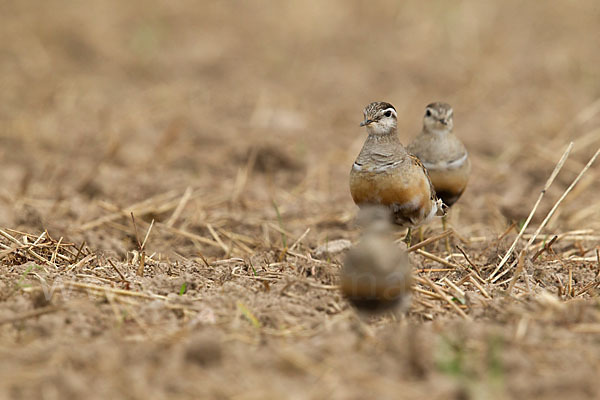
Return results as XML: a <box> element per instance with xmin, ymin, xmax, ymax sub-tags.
<box><xmin>1</xmin><ymin>1</ymin><xmax>600</xmax><ymax>399</ymax></box>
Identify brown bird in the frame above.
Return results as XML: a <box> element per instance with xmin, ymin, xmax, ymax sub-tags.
<box><xmin>408</xmin><ymin>102</ymin><xmax>470</xmax><ymax>207</ymax></box>
<box><xmin>341</xmin><ymin>205</ymin><xmax>413</xmax><ymax>314</ymax></box>
<box><xmin>408</xmin><ymin>102</ymin><xmax>470</xmax><ymax>236</ymax></box>
<box><xmin>349</xmin><ymin>101</ymin><xmax>444</xmax><ymax>243</ymax></box>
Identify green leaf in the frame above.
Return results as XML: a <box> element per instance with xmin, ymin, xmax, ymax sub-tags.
<box><xmin>178</xmin><ymin>282</ymin><xmax>187</xmax><ymax>295</ymax></box>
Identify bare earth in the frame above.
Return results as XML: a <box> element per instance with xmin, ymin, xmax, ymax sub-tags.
<box><xmin>1</xmin><ymin>1</ymin><xmax>600</xmax><ymax>399</ymax></box>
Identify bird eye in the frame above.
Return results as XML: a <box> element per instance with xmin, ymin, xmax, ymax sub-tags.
<box><xmin>384</xmin><ymin>110</ymin><xmax>392</xmax><ymax>118</ymax></box>
<box><xmin>425</xmin><ymin>109</ymin><xmax>432</xmax><ymax>117</ymax></box>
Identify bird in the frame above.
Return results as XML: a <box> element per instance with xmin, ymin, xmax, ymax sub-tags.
<box><xmin>349</xmin><ymin>101</ymin><xmax>444</xmax><ymax>244</ymax></box>
<box><xmin>341</xmin><ymin>205</ymin><xmax>413</xmax><ymax>314</ymax></box>
<box><xmin>407</xmin><ymin>102</ymin><xmax>471</xmax><ymax>239</ymax></box>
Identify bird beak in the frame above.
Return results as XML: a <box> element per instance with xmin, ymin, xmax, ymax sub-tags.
<box><xmin>360</xmin><ymin>119</ymin><xmax>372</xmax><ymax>127</ymax></box>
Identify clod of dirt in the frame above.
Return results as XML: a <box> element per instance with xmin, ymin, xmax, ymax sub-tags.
<box><xmin>78</xmin><ymin>179</ymin><xmax>103</xmax><ymax>199</ymax></box>
<box><xmin>30</xmin><ymin>290</ymin><xmax>51</xmax><ymax>308</ymax></box>
<box><xmin>247</xmin><ymin>144</ymin><xmax>303</xmax><ymax>174</ymax></box>
<box><xmin>14</xmin><ymin>204</ymin><xmax>44</xmax><ymax>231</ymax></box>
<box><xmin>184</xmin><ymin>332</ymin><xmax>223</xmax><ymax>367</ymax></box>
<box><xmin>313</xmin><ymin>239</ymin><xmax>352</xmax><ymax>258</ymax></box>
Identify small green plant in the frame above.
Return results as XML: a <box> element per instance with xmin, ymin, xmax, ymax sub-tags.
<box><xmin>487</xmin><ymin>335</ymin><xmax>505</xmax><ymax>384</ymax></box>
<box><xmin>237</xmin><ymin>301</ymin><xmax>261</xmax><ymax>329</ymax></box>
<box><xmin>15</xmin><ymin>264</ymin><xmax>44</xmax><ymax>289</ymax></box>
<box><xmin>436</xmin><ymin>335</ymin><xmax>465</xmax><ymax>377</ymax></box>
<box><xmin>248</xmin><ymin>261</ymin><xmax>257</xmax><ymax>276</ymax></box>
<box><xmin>178</xmin><ymin>282</ymin><xmax>187</xmax><ymax>295</ymax></box>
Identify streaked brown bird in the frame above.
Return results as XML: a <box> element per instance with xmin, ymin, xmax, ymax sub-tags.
<box><xmin>349</xmin><ymin>101</ymin><xmax>444</xmax><ymax>243</ymax></box>
<box><xmin>341</xmin><ymin>206</ymin><xmax>413</xmax><ymax>314</ymax></box>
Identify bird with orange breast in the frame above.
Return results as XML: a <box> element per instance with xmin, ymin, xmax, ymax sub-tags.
<box><xmin>408</xmin><ymin>102</ymin><xmax>470</xmax><ymax>249</ymax></box>
<box><xmin>349</xmin><ymin>101</ymin><xmax>444</xmax><ymax>244</ymax></box>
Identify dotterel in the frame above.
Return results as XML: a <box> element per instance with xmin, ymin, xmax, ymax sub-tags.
<box><xmin>407</xmin><ymin>102</ymin><xmax>471</xmax><ymax>209</ymax></box>
<box><xmin>349</xmin><ymin>101</ymin><xmax>444</xmax><ymax>242</ymax></box>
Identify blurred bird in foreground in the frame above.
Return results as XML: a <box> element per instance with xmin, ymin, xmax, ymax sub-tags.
<box><xmin>408</xmin><ymin>102</ymin><xmax>470</xmax><ymax>250</ymax></box>
<box><xmin>341</xmin><ymin>206</ymin><xmax>413</xmax><ymax>315</ymax></box>
<box><xmin>350</xmin><ymin>101</ymin><xmax>444</xmax><ymax>245</ymax></box>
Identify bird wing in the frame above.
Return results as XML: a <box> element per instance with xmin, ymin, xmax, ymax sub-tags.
<box><xmin>409</xmin><ymin>154</ymin><xmax>446</xmax><ymax>216</ymax></box>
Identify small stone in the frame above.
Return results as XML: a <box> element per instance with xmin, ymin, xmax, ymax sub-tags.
<box><xmin>314</xmin><ymin>239</ymin><xmax>353</xmax><ymax>258</ymax></box>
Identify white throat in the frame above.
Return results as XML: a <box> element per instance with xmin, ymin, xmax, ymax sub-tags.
<box><xmin>367</xmin><ymin>120</ymin><xmax>397</xmax><ymax>136</ymax></box>
<box><xmin>425</xmin><ymin>127</ymin><xmax>451</xmax><ymax>136</ymax></box>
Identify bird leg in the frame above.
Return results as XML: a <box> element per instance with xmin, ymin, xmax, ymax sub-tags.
<box><xmin>404</xmin><ymin>227</ymin><xmax>412</xmax><ymax>246</ymax></box>
<box><xmin>442</xmin><ymin>215</ymin><xmax>451</xmax><ymax>253</ymax></box>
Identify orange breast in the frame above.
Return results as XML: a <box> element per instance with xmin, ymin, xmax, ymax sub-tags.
<box><xmin>427</xmin><ymin>158</ymin><xmax>471</xmax><ymax>206</ymax></box>
<box><xmin>350</xmin><ymin>169</ymin><xmax>432</xmax><ymax>213</ymax></box>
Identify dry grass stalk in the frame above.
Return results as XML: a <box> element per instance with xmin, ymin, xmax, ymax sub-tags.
<box><xmin>490</xmin><ymin>142</ymin><xmax>573</xmax><ymax>281</ymax></box>
<box><xmin>286</xmin><ymin>250</ymin><xmax>333</xmax><ymax>265</ymax></box>
<box><xmin>421</xmin><ymin>276</ymin><xmax>470</xmax><ymax>320</ymax></box>
<box><xmin>568</xmin><ymin>265</ymin><xmax>573</xmax><ymax>297</ymax></box>
<box><xmin>415</xmin><ymin>249</ymin><xmax>461</xmax><ymax>269</ymax></box>
<box><xmin>157</xmin><ymin>224</ymin><xmax>222</xmax><ymax>249</ymax></box>
<box><xmin>165</xmin><ymin>186</ymin><xmax>193</xmax><ymax>227</ymax></box>
<box><xmin>497</xmin><ymin>221</ymin><xmax>518</xmax><ymax>242</ymax></box>
<box><xmin>267</xmin><ymin>222</ymin><xmax>294</xmax><ymax>240</ymax></box>
<box><xmin>137</xmin><ymin>251</ymin><xmax>146</xmax><ymax>277</ymax></box>
<box><xmin>0</xmin><ymin>305</ymin><xmax>63</xmax><ymax>326</ymax></box>
<box><xmin>66</xmin><ymin>254</ymin><xmax>96</xmax><ymax>273</ymax></box>
<box><xmin>73</xmin><ymin>241</ymin><xmax>86</xmax><ymax>263</ymax></box>
<box><xmin>443</xmin><ymin>277</ymin><xmax>465</xmax><ymax>300</ymax></box>
<box><xmin>417</xmin><ymin>268</ymin><xmax>454</xmax><ymax>273</ymax></box>
<box><xmin>406</xmin><ymin>229</ymin><xmax>453</xmax><ymax>252</ymax></box>
<box><xmin>130</xmin><ymin>213</ymin><xmax>153</xmax><ymax>277</ymax></box>
<box><xmin>575</xmin><ymin>279</ymin><xmax>600</xmax><ymax>297</ymax></box>
<box><xmin>80</xmin><ymin>190</ymin><xmax>181</xmax><ymax>231</ymax></box>
<box><xmin>217</xmin><ymin>228</ymin><xmax>255</xmax><ymax>255</ymax></box>
<box><xmin>107</xmin><ymin>259</ymin><xmax>127</xmax><ymax>281</ymax></box>
<box><xmin>412</xmin><ymin>286</ymin><xmax>444</xmax><ymax>301</ymax></box>
<box><xmin>289</xmin><ymin>228</ymin><xmax>310</xmax><ymax>252</ymax></box>
<box><xmin>141</xmin><ymin>219</ymin><xmax>155</xmax><ymax>251</ymax></box>
<box><xmin>130</xmin><ymin>212</ymin><xmax>142</xmax><ymax>248</ymax></box>
<box><xmin>64</xmin><ymin>280</ymin><xmax>168</xmax><ymax>300</ymax></box>
<box><xmin>50</xmin><ymin>237</ymin><xmax>63</xmax><ymax>264</ymax></box>
<box><xmin>531</xmin><ymin>235</ymin><xmax>558</xmax><ymax>261</ymax></box>
<box><xmin>524</xmin><ymin>147</ymin><xmax>600</xmax><ymax>252</ymax></box>
<box><xmin>455</xmin><ymin>245</ymin><xmax>481</xmax><ymax>275</ymax></box>
<box><xmin>231</xmin><ymin>146</ymin><xmax>258</xmax><ymax>204</ymax></box>
<box><xmin>492</xmin><ymin>145</ymin><xmax>600</xmax><ymax>283</ymax></box>
<box><xmin>0</xmin><ymin>228</ymin><xmax>58</xmax><ymax>268</ymax></box>
<box><xmin>207</xmin><ymin>223</ymin><xmax>229</xmax><ymax>254</ymax></box>
<box><xmin>469</xmin><ymin>276</ymin><xmax>491</xmax><ymax>298</ymax></box>
<box><xmin>507</xmin><ymin>252</ymin><xmax>525</xmax><ymax>294</ymax></box>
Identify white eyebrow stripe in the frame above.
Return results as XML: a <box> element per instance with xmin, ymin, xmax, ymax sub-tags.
<box><xmin>422</xmin><ymin>153</ymin><xmax>468</xmax><ymax>170</ymax></box>
<box><xmin>382</xmin><ymin>108</ymin><xmax>397</xmax><ymax>118</ymax></box>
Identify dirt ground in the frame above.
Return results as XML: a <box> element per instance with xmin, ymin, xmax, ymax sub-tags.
<box><xmin>2</xmin><ymin>1</ymin><xmax>600</xmax><ymax>399</ymax></box>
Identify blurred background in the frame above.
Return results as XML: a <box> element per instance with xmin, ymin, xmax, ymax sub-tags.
<box><xmin>1</xmin><ymin>0</ymin><xmax>600</xmax><ymax>247</ymax></box>
<box><xmin>2</xmin><ymin>2</ymin><xmax>600</xmax><ymax>399</ymax></box>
